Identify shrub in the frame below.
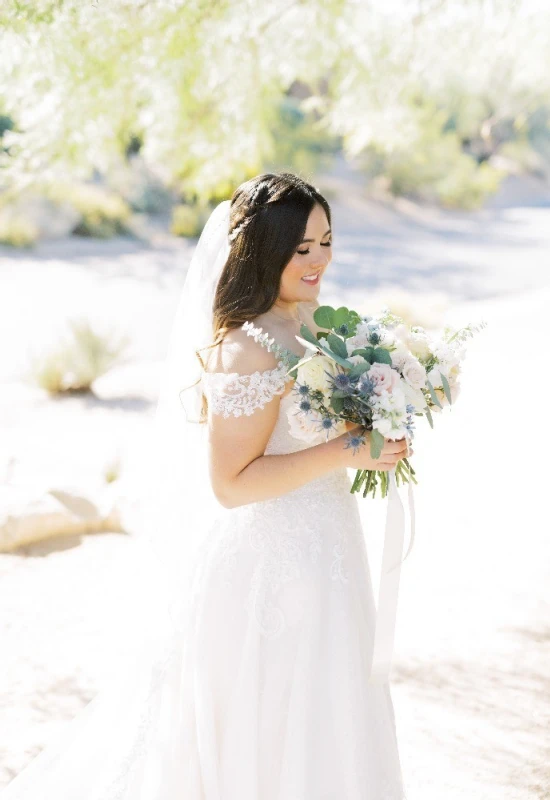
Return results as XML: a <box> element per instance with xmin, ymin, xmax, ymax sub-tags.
<box><xmin>0</xmin><ymin>212</ymin><xmax>38</xmax><ymax>247</ymax></box>
<box><xmin>170</xmin><ymin>204</ymin><xmax>206</xmax><ymax>238</ymax></box>
<box><xmin>49</xmin><ymin>184</ymin><xmax>132</xmax><ymax>238</ymax></box>
<box><xmin>28</xmin><ymin>319</ymin><xmax>130</xmax><ymax>395</ymax></box>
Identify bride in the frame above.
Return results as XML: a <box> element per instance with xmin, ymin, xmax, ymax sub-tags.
<box><xmin>2</xmin><ymin>172</ymin><xmax>409</xmax><ymax>799</ymax></box>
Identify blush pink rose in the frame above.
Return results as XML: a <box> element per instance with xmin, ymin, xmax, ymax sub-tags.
<box><xmin>367</xmin><ymin>363</ymin><xmax>401</xmax><ymax>396</ymax></box>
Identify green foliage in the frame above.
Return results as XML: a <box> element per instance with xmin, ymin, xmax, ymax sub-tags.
<box><xmin>0</xmin><ymin>0</ymin><xmax>548</xmax><ymax>208</ymax></box>
<box><xmin>28</xmin><ymin>319</ymin><xmax>130</xmax><ymax>395</ymax></box>
<box><xmin>49</xmin><ymin>184</ymin><xmax>132</xmax><ymax>238</ymax></box>
<box><xmin>369</xmin><ymin>429</ymin><xmax>385</xmax><ymax>460</ymax></box>
<box><xmin>170</xmin><ymin>204</ymin><xmax>206</xmax><ymax>238</ymax></box>
<box><xmin>326</xmin><ymin>333</ymin><xmax>348</xmax><ymax>359</ymax></box>
<box><xmin>0</xmin><ymin>211</ymin><xmax>37</xmax><ymax>247</ymax></box>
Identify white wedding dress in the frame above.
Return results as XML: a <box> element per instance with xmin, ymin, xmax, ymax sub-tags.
<box><xmin>1</xmin><ymin>360</ymin><xmax>406</xmax><ymax>800</ymax></box>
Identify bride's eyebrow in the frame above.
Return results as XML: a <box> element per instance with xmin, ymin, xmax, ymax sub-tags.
<box><xmin>300</xmin><ymin>228</ymin><xmax>332</xmax><ymax>244</ymax></box>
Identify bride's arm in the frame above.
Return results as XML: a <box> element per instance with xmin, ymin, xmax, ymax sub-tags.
<box><xmin>205</xmin><ymin>329</ymin><xmax>408</xmax><ymax>509</ymax></box>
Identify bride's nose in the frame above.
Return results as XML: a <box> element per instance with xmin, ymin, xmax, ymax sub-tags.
<box><xmin>310</xmin><ymin>249</ymin><xmax>329</xmax><ymax>270</ymax></box>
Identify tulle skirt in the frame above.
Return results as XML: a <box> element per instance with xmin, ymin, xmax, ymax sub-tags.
<box><xmin>1</xmin><ymin>469</ymin><xmax>406</xmax><ymax>800</ymax></box>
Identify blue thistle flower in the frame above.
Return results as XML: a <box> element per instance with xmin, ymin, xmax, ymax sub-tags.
<box><xmin>320</xmin><ymin>417</ymin><xmax>334</xmax><ymax>430</ymax></box>
<box><xmin>297</xmin><ymin>383</ymin><xmax>310</xmax><ymax>396</ymax></box>
<box><xmin>337</xmin><ymin>323</ymin><xmax>349</xmax><ymax>336</ymax></box>
<box><xmin>358</xmin><ymin>375</ymin><xmax>375</xmax><ymax>395</ymax></box>
<box><xmin>368</xmin><ymin>331</ymin><xmax>381</xmax><ymax>345</ymax></box>
<box><xmin>343</xmin><ymin>396</ymin><xmax>355</xmax><ymax>411</ymax></box>
<box><xmin>406</xmin><ymin>403</ymin><xmax>415</xmax><ymax>414</ymax></box>
<box><xmin>299</xmin><ymin>398</ymin><xmax>312</xmax><ymax>413</ymax></box>
<box><xmin>344</xmin><ymin>432</ymin><xmax>367</xmax><ymax>454</ymax></box>
<box><xmin>333</xmin><ymin>372</ymin><xmax>353</xmax><ymax>393</ymax></box>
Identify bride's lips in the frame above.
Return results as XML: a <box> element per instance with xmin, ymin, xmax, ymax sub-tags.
<box><xmin>301</xmin><ymin>271</ymin><xmax>321</xmax><ymax>285</ymax></box>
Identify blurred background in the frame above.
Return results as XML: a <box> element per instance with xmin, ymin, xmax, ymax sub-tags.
<box><xmin>0</xmin><ymin>1</ymin><xmax>549</xmax><ymax>798</ymax></box>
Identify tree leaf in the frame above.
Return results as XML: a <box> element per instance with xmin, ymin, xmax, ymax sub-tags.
<box><xmin>313</xmin><ymin>305</ymin><xmax>335</xmax><ymax>329</ymax></box>
<box><xmin>327</xmin><ymin>332</ymin><xmax>348</xmax><ymax>359</ymax></box>
<box><xmin>331</xmin><ymin>395</ymin><xmax>345</xmax><ymax>413</ymax></box>
<box><xmin>370</xmin><ymin>428</ymin><xmax>385</xmax><ymax>460</ymax></box>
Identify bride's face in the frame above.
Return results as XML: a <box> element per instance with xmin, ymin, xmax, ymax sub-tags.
<box><xmin>277</xmin><ymin>202</ymin><xmax>332</xmax><ymax>304</ymax></box>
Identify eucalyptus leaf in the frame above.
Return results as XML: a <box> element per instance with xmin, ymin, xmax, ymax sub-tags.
<box><xmin>372</xmin><ymin>347</ymin><xmax>392</xmax><ymax>366</ymax></box>
<box><xmin>327</xmin><ymin>333</ymin><xmax>348</xmax><ymax>359</ymax></box>
<box><xmin>314</xmin><ymin>339</ymin><xmax>353</xmax><ymax>368</ymax></box>
<box><xmin>352</xmin><ymin>346</ymin><xmax>375</xmax><ymax>363</ymax></box>
<box><xmin>348</xmin><ymin>362</ymin><xmax>371</xmax><ymax>379</ymax></box>
<box><xmin>331</xmin><ymin>395</ymin><xmax>345</xmax><ymax>413</ymax></box>
<box><xmin>425</xmin><ymin>405</ymin><xmax>434</xmax><ymax>429</ymax></box>
<box><xmin>313</xmin><ymin>305</ymin><xmax>335</xmax><ymax>329</ymax></box>
<box><xmin>333</xmin><ymin>306</ymin><xmax>350</xmax><ymax>328</ymax></box>
<box><xmin>299</xmin><ymin>323</ymin><xmax>320</xmax><ymax>346</ymax></box>
<box><xmin>440</xmin><ymin>372</ymin><xmax>452</xmax><ymax>404</ymax></box>
<box><xmin>370</xmin><ymin>429</ymin><xmax>385</xmax><ymax>460</ymax></box>
<box><xmin>426</xmin><ymin>379</ymin><xmax>443</xmax><ymax>409</ymax></box>
<box><xmin>295</xmin><ymin>334</ymin><xmax>320</xmax><ymax>352</ymax></box>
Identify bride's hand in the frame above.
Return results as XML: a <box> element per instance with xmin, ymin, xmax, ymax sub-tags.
<box><xmin>340</xmin><ymin>423</ymin><xmax>413</xmax><ymax>471</ymax></box>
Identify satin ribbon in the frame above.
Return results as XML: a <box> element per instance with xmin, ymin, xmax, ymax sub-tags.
<box><xmin>368</xmin><ymin>462</ymin><xmax>416</xmax><ymax>685</ymax></box>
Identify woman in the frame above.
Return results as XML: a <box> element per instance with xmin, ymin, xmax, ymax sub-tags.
<box><xmin>2</xmin><ymin>172</ymin><xmax>409</xmax><ymax>799</ymax></box>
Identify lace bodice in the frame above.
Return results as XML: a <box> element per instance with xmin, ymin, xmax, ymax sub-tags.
<box><xmin>201</xmin><ymin>361</ymin><xmax>290</xmax><ymax>420</ymax></box>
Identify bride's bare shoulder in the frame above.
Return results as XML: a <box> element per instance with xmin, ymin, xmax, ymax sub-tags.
<box><xmin>204</xmin><ymin>325</ymin><xmax>280</xmax><ymax>376</ymax></box>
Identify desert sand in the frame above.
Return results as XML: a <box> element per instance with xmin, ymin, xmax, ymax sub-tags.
<box><xmin>1</xmin><ymin>171</ymin><xmax>549</xmax><ymax>798</ymax></box>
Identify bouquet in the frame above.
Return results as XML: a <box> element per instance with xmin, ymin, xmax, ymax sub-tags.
<box><xmin>243</xmin><ymin>305</ymin><xmax>485</xmax><ymax>498</ymax></box>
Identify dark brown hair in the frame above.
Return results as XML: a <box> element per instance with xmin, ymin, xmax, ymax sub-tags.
<box><xmin>206</xmin><ymin>171</ymin><xmax>329</xmax><ymax>353</ymax></box>
<box><xmin>193</xmin><ymin>171</ymin><xmax>331</xmax><ymax>420</ymax></box>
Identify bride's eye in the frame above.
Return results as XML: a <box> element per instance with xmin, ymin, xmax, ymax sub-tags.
<box><xmin>296</xmin><ymin>240</ymin><xmax>332</xmax><ymax>256</ymax></box>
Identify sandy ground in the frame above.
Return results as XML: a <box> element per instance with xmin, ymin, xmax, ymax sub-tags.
<box><xmin>0</xmin><ymin>171</ymin><xmax>549</xmax><ymax>798</ymax></box>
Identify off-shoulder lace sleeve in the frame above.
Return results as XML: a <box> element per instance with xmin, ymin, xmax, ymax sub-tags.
<box><xmin>202</xmin><ymin>361</ymin><xmax>291</xmax><ymax>418</ymax></box>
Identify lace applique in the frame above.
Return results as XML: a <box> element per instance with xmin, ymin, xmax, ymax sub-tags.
<box><xmin>202</xmin><ymin>361</ymin><xmax>291</xmax><ymax>418</ymax></box>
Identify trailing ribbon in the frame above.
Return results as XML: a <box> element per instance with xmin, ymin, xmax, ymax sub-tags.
<box><xmin>368</xmin><ymin>463</ymin><xmax>416</xmax><ymax>685</ymax></box>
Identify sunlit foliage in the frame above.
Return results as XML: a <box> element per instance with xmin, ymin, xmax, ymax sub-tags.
<box><xmin>0</xmin><ymin>0</ymin><xmax>549</xmax><ymax>207</ymax></box>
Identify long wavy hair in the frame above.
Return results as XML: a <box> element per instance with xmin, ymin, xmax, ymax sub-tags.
<box><xmin>193</xmin><ymin>171</ymin><xmax>331</xmax><ymax>421</ymax></box>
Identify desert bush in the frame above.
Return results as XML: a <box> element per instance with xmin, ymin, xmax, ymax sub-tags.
<box><xmin>28</xmin><ymin>319</ymin><xmax>130</xmax><ymax>395</ymax></box>
<box><xmin>170</xmin><ymin>204</ymin><xmax>206</xmax><ymax>238</ymax></box>
<box><xmin>49</xmin><ymin>184</ymin><xmax>132</xmax><ymax>238</ymax></box>
<box><xmin>0</xmin><ymin>211</ymin><xmax>38</xmax><ymax>247</ymax></box>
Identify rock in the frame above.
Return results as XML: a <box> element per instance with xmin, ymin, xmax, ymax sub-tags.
<box><xmin>0</xmin><ymin>482</ymin><xmax>125</xmax><ymax>552</ymax></box>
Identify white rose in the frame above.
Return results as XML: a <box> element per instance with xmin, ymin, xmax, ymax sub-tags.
<box><xmin>389</xmin><ymin>344</ymin><xmax>409</xmax><ymax>371</ymax></box>
<box><xmin>296</xmin><ymin>355</ymin><xmax>339</xmax><ymax>395</ymax></box>
<box><xmin>287</xmin><ymin>408</ymin><xmax>325</xmax><ymax>443</ymax></box>
<box><xmin>402</xmin><ymin>358</ymin><xmax>427</xmax><ymax>391</ymax></box>
<box><xmin>377</xmin><ymin>328</ymin><xmax>396</xmax><ymax>348</ymax></box>
<box><xmin>407</xmin><ymin>331</ymin><xmax>431</xmax><ymax>360</ymax></box>
<box><xmin>402</xmin><ymin>380</ymin><xmax>426</xmax><ymax>411</ymax></box>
